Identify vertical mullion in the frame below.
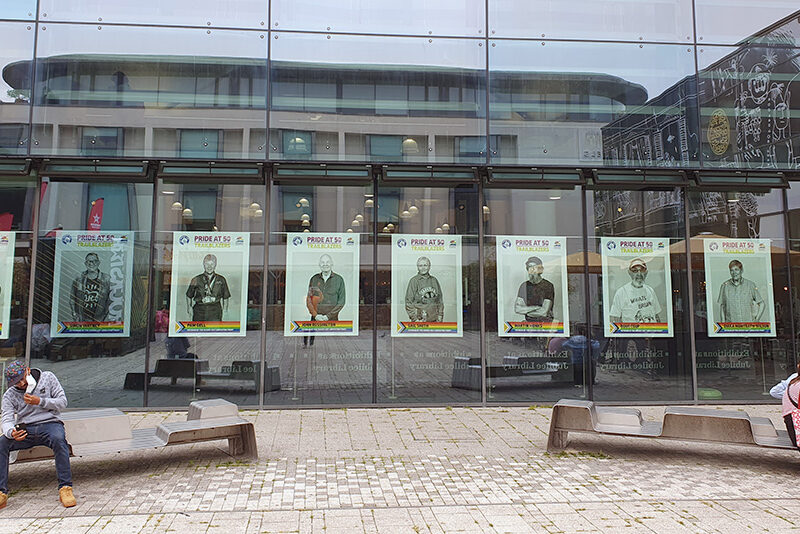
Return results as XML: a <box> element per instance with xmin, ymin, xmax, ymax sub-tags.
<box><xmin>23</xmin><ymin>175</ymin><xmax>42</xmax><ymax>366</ymax></box>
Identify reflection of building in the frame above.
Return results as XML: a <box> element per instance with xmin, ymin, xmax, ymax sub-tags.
<box><xmin>2</xmin><ymin>56</ymin><xmax>646</xmax><ymax>162</ymax></box>
<box><xmin>603</xmin><ymin>10</ymin><xmax>800</xmax><ymax>169</ymax></box>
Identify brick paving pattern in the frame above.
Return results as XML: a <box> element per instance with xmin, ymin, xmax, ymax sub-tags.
<box><xmin>2</xmin><ymin>405</ymin><xmax>800</xmax><ymax>532</ymax></box>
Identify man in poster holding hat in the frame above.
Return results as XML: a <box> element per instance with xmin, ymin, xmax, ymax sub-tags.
<box><xmin>609</xmin><ymin>257</ymin><xmax>662</xmax><ymax>324</ymax></box>
<box><xmin>0</xmin><ymin>360</ymin><xmax>75</xmax><ymax>509</ymax></box>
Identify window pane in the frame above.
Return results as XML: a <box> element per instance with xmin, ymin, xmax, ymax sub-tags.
<box><xmin>266</xmin><ymin>183</ymin><xmax>374</xmax><ymax>405</ymax></box>
<box><xmin>589</xmin><ymin>189</ymin><xmax>694</xmax><ymax>402</ymax></box>
<box><xmin>32</xmin><ymin>24</ymin><xmax>267</xmax><ymax>159</ymax></box>
<box><xmin>33</xmin><ymin>180</ymin><xmax>153</xmax><ymax>407</ymax></box>
<box><xmin>484</xmin><ymin>187</ymin><xmax>590</xmax><ymax>401</ymax></box>
<box><xmin>270</xmin><ymin>33</ymin><xmax>486</xmax><ymax>164</ymax></box>
<box><xmin>489</xmin><ymin>40</ymin><xmax>699</xmax><ymax>167</ymax></box>
<box><xmin>695</xmin><ymin>1</ymin><xmax>800</xmax><ymax>45</ymax></box>
<box><xmin>0</xmin><ymin>2</ymin><xmax>36</xmax><ymax>20</ymax></box>
<box><xmin>38</xmin><ymin>0</ymin><xmax>267</xmax><ymax>29</ymax></box>
<box><xmin>149</xmin><ymin>181</ymin><xmax>265</xmax><ymax>407</ymax></box>
<box><xmin>272</xmin><ymin>0</ymin><xmax>484</xmax><ymax>37</ymax></box>
<box><xmin>376</xmin><ymin>184</ymin><xmax>481</xmax><ymax>403</ymax></box>
<box><xmin>698</xmin><ymin>43</ymin><xmax>800</xmax><ymax>170</ymax></box>
<box><xmin>0</xmin><ymin>23</ymin><xmax>34</xmax><ymax>156</ymax></box>
<box><xmin>689</xmin><ymin>189</ymin><xmax>791</xmax><ymax>401</ymax></box>
<box><xmin>0</xmin><ymin>179</ymin><xmax>36</xmax><ymax>377</ymax></box>
<box><xmin>489</xmin><ymin>0</ymin><xmax>694</xmax><ymax>43</ymax></box>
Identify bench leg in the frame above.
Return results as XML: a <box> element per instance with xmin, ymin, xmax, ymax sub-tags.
<box><xmin>547</xmin><ymin>429</ymin><xmax>568</xmax><ymax>452</ymax></box>
<box><xmin>228</xmin><ymin>436</ymin><xmax>244</xmax><ymax>456</ymax></box>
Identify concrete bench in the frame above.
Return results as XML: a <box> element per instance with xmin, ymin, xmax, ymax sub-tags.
<box><xmin>451</xmin><ymin>356</ymin><xmax>570</xmax><ymax>390</ymax></box>
<box><xmin>10</xmin><ymin>398</ymin><xmax>257</xmax><ymax>464</ymax></box>
<box><xmin>547</xmin><ymin>399</ymin><xmax>795</xmax><ymax>452</ymax></box>
<box><xmin>197</xmin><ymin>360</ymin><xmax>281</xmax><ymax>392</ymax></box>
<box><xmin>124</xmin><ymin>358</ymin><xmax>210</xmax><ymax>390</ymax></box>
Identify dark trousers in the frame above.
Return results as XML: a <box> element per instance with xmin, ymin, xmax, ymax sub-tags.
<box><xmin>784</xmin><ymin>414</ymin><xmax>798</xmax><ymax>448</ymax></box>
<box><xmin>572</xmin><ymin>361</ymin><xmax>597</xmax><ymax>386</ymax></box>
<box><xmin>0</xmin><ymin>421</ymin><xmax>73</xmax><ymax>493</ymax></box>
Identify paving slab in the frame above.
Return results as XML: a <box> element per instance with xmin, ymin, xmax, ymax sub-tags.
<box><xmin>0</xmin><ymin>404</ymin><xmax>798</xmax><ymax>532</ymax></box>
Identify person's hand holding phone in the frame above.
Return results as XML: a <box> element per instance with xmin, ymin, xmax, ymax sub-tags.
<box><xmin>11</xmin><ymin>424</ymin><xmax>27</xmax><ymax>441</ymax></box>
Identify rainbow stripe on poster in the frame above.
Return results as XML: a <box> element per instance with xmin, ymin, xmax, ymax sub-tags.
<box><xmin>290</xmin><ymin>321</ymin><xmax>354</xmax><ymax>334</ymax></box>
<box><xmin>56</xmin><ymin>321</ymin><xmax>125</xmax><ymax>335</ymax></box>
<box><xmin>713</xmin><ymin>322</ymin><xmax>772</xmax><ymax>334</ymax></box>
<box><xmin>395</xmin><ymin>321</ymin><xmax>459</xmax><ymax>334</ymax></box>
<box><xmin>174</xmin><ymin>321</ymin><xmax>241</xmax><ymax>334</ymax></box>
<box><xmin>503</xmin><ymin>321</ymin><xmax>564</xmax><ymax>334</ymax></box>
<box><xmin>609</xmin><ymin>322</ymin><xmax>669</xmax><ymax>335</ymax></box>
<box><xmin>0</xmin><ymin>322</ymin><xmax>3</xmax><ymax>336</ymax></box>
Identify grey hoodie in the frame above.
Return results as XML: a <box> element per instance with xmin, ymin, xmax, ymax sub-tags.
<box><xmin>1</xmin><ymin>368</ymin><xmax>68</xmax><ymax>439</ymax></box>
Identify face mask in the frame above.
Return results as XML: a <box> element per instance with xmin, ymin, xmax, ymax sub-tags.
<box><xmin>25</xmin><ymin>373</ymin><xmax>36</xmax><ymax>394</ymax></box>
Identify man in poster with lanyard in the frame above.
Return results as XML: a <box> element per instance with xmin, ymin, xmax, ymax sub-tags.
<box><xmin>304</xmin><ymin>254</ymin><xmax>346</xmax><ymax>347</ymax></box>
<box><xmin>185</xmin><ymin>254</ymin><xmax>231</xmax><ymax>322</ymax></box>
<box><xmin>718</xmin><ymin>259</ymin><xmax>765</xmax><ymax>323</ymax></box>
<box><xmin>514</xmin><ymin>256</ymin><xmax>555</xmax><ymax>324</ymax></box>
<box><xmin>69</xmin><ymin>252</ymin><xmax>111</xmax><ymax>322</ymax></box>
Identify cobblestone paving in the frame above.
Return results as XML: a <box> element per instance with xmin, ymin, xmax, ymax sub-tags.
<box><xmin>2</xmin><ymin>405</ymin><xmax>800</xmax><ymax>532</ymax></box>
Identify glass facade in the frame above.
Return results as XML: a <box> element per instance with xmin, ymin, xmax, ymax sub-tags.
<box><xmin>1</xmin><ymin>1</ymin><xmax>799</xmax><ymax>407</ymax></box>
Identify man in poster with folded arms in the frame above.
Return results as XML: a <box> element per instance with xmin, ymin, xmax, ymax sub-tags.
<box><xmin>514</xmin><ymin>256</ymin><xmax>555</xmax><ymax>323</ymax></box>
<box><xmin>405</xmin><ymin>256</ymin><xmax>443</xmax><ymax>322</ymax></box>
<box><xmin>609</xmin><ymin>257</ymin><xmax>662</xmax><ymax>324</ymax></box>
<box><xmin>718</xmin><ymin>259</ymin><xmax>765</xmax><ymax>322</ymax></box>
<box><xmin>185</xmin><ymin>254</ymin><xmax>231</xmax><ymax>322</ymax></box>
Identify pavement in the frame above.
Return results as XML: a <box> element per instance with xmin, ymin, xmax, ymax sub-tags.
<box><xmin>2</xmin><ymin>404</ymin><xmax>800</xmax><ymax>533</ymax></box>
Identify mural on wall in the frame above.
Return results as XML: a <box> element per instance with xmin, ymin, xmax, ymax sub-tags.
<box><xmin>603</xmin><ymin>10</ymin><xmax>800</xmax><ymax>170</ymax></box>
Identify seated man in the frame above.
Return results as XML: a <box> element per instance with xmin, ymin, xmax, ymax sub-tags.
<box><xmin>0</xmin><ymin>361</ymin><xmax>76</xmax><ymax>509</ymax></box>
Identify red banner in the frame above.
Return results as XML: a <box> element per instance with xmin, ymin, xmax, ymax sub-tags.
<box><xmin>87</xmin><ymin>198</ymin><xmax>104</xmax><ymax>232</ymax></box>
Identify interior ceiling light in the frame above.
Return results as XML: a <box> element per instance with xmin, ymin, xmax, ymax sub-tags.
<box><xmin>351</xmin><ymin>219</ymin><xmax>360</xmax><ymax>227</ymax></box>
<box><xmin>355</xmin><ymin>214</ymin><xmax>364</xmax><ymax>222</ymax></box>
<box><xmin>171</xmin><ymin>201</ymin><xmax>183</xmax><ymax>211</ymax></box>
<box><xmin>441</xmin><ymin>222</ymin><xmax>450</xmax><ymax>232</ymax></box>
<box><xmin>301</xmin><ymin>213</ymin><xmax>310</xmax><ymax>221</ymax></box>
<box><xmin>400</xmin><ymin>203</ymin><xmax>412</xmax><ymax>219</ymax></box>
<box><xmin>401</xmin><ymin>137</ymin><xmax>419</xmax><ymax>154</ymax></box>
<box><xmin>298</xmin><ymin>197</ymin><xmax>310</xmax><ymax>207</ymax></box>
<box><xmin>435</xmin><ymin>227</ymin><xmax>443</xmax><ymax>234</ymax></box>
<box><xmin>182</xmin><ymin>208</ymin><xmax>193</xmax><ymax>217</ymax></box>
<box><xmin>364</xmin><ymin>198</ymin><xmax>374</xmax><ymax>208</ymax></box>
<box><xmin>301</xmin><ymin>219</ymin><xmax>311</xmax><ymax>227</ymax></box>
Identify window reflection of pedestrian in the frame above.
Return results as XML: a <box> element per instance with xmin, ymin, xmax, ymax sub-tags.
<box><xmin>718</xmin><ymin>259</ymin><xmax>765</xmax><ymax>322</ymax></box>
<box><xmin>405</xmin><ymin>257</ymin><xmax>443</xmax><ymax>322</ymax></box>
<box><xmin>185</xmin><ymin>254</ymin><xmax>230</xmax><ymax>322</ymax></box>
<box><xmin>69</xmin><ymin>253</ymin><xmax>111</xmax><ymax>322</ymax></box>
<box><xmin>304</xmin><ymin>254</ymin><xmax>345</xmax><ymax>347</ymax></box>
<box><xmin>563</xmin><ymin>327</ymin><xmax>600</xmax><ymax>387</ymax></box>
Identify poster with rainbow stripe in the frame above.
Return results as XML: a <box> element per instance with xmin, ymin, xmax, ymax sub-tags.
<box><xmin>283</xmin><ymin>232</ymin><xmax>360</xmax><ymax>337</ymax></box>
<box><xmin>0</xmin><ymin>232</ymin><xmax>14</xmax><ymax>340</ymax></box>
<box><xmin>169</xmin><ymin>232</ymin><xmax>250</xmax><ymax>337</ymax></box>
<box><xmin>391</xmin><ymin>234</ymin><xmax>462</xmax><ymax>338</ymax></box>
<box><xmin>495</xmin><ymin>235</ymin><xmax>569</xmax><ymax>338</ymax></box>
<box><xmin>50</xmin><ymin>231</ymin><xmax>133</xmax><ymax>338</ymax></box>
<box><xmin>601</xmin><ymin>237</ymin><xmax>674</xmax><ymax>338</ymax></box>
<box><xmin>703</xmin><ymin>238</ymin><xmax>775</xmax><ymax>338</ymax></box>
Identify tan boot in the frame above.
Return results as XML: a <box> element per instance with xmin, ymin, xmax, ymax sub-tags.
<box><xmin>59</xmin><ymin>486</ymin><xmax>76</xmax><ymax>508</ymax></box>
<box><xmin>0</xmin><ymin>491</ymin><xmax>7</xmax><ymax>509</ymax></box>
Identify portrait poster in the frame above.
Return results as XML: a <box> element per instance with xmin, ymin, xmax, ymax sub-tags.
<box><xmin>495</xmin><ymin>236</ymin><xmax>569</xmax><ymax>337</ymax></box>
<box><xmin>169</xmin><ymin>232</ymin><xmax>249</xmax><ymax>337</ymax></box>
<box><xmin>391</xmin><ymin>234</ymin><xmax>462</xmax><ymax>337</ymax></box>
<box><xmin>601</xmin><ymin>237</ymin><xmax>673</xmax><ymax>338</ymax></box>
<box><xmin>0</xmin><ymin>232</ymin><xmax>15</xmax><ymax>340</ymax></box>
<box><xmin>703</xmin><ymin>238</ymin><xmax>775</xmax><ymax>337</ymax></box>
<box><xmin>50</xmin><ymin>231</ymin><xmax>134</xmax><ymax>337</ymax></box>
<box><xmin>283</xmin><ymin>232</ymin><xmax>360</xmax><ymax>337</ymax></box>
